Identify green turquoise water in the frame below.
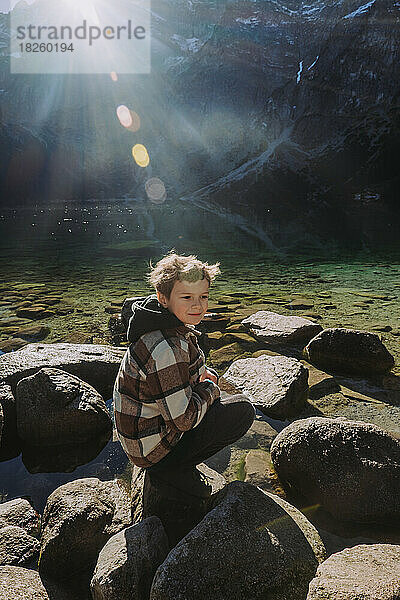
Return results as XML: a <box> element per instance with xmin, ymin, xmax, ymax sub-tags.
<box><xmin>0</xmin><ymin>200</ymin><xmax>399</xmax><ymax>365</ymax></box>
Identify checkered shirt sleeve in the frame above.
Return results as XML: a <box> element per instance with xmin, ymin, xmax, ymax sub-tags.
<box><xmin>147</xmin><ymin>338</ymin><xmax>220</xmax><ymax>432</ymax></box>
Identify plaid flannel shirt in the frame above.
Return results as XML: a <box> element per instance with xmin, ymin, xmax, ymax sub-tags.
<box><xmin>113</xmin><ymin>325</ymin><xmax>220</xmax><ymax>467</ymax></box>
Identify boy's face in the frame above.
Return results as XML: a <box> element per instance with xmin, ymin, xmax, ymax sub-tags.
<box><xmin>157</xmin><ymin>278</ymin><xmax>210</xmax><ymax>326</ymax></box>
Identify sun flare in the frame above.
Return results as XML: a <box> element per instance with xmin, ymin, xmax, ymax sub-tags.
<box><xmin>61</xmin><ymin>0</ymin><xmax>101</xmax><ymax>23</ymax></box>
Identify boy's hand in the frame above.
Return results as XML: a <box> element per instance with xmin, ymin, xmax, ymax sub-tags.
<box><xmin>199</xmin><ymin>369</ymin><xmax>218</xmax><ymax>384</ymax></box>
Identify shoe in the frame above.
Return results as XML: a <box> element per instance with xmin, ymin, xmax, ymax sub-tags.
<box><xmin>148</xmin><ymin>466</ymin><xmax>212</xmax><ymax>499</ymax></box>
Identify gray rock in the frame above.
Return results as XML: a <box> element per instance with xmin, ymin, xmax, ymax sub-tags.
<box><xmin>234</xmin><ymin>418</ymin><xmax>278</xmax><ymax>451</ymax></box>
<box><xmin>306</xmin><ymin>544</ymin><xmax>400</xmax><ymax>600</ymax></box>
<box><xmin>150</xmin><ymin>481</ymin><xmax>325</xmax><ymax>600</ymax></box>
<box><xmin>14</xmin><ymin>325</ymin><xmax>50</xmax><ymax>342</ymax></box>
<box><xmin>143</xmin><ymin>464</ymin><xmax>226</xmax><ymax>548</ymax></box>
<box><xmin>244</xmin><ymin>449</ymin><xmax>278</xmax><ymax>493</ymax></box>
<box><xmin>0</xmin><ymin>338</ymin><xmax>28</xmax><ymax>353</ymax></box>
<box><xmin>304</xmin><ymin>328</ymin><xmax>395</xmax><ymax>376</ymax></box>
<box><xmin>0</xmin><ymin>498</ymin><xmax>40</xmax><ymax>537</ymax></box>
<box><xmin>16</xmin><ymin>368</ymin><xmax>111</xmax><ymax>446</ymax></box>
<box><xmin>270</xmin><ymin>417</ymin><xmax>400</xmax><ymax>525</ymax></box>
<box><xmin>0</xmin><ymin>566</ymin><xmax>49</xmax><ymax>600</ymax></box>
<box><xmin>39</xmin><ymin>478</ymin><xmax>132</xmax><ymax>581</ymax></box>
<box><xmin>241</xmin><ymin>311</ymin><xmax>322</xmax><ymax>345</ymax></box>
<box><xmin>223</xmin><ymin>354</ymin><xmax>309</xmax><ymax>419</ymax></box>
<box><xmin>0</xmin><ymin>525</ymin><xmax>40</xmax><ymax>567</ymax></box>
<box><xmin>131</xmin><ymin>466</ymin><xmax>145</xmax><ymax>525</ymax></box>
<box><xmin>0</xmin><ymin>342</ymin><xmax>125</xmax><ymax>399</ymax></box>
<box><xmin>91</xmin><ymin>517</ymin><xmax>169</xmax><ymax>600</ymax></box>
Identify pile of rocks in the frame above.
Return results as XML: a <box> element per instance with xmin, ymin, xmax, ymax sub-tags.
<box><xmin>0</xmin><ymin>474</ymin><xmax>328</xmax><ymax>600</ymax></box>
<box><xmin>0</xmin><ymin>304</ymin><xmax>399</xmax><ymax>599</ymax></box>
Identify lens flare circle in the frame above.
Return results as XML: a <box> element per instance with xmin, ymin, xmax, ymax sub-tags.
<box><xmin>116</xmin><ymin>105</ymin><xmax>133</xmax><ymax>128</ymax></box>
<box><xmin>132</xmin><ymin>144</ymin><xmax>149</xmax><ymax>168</ymax></box>
<box><xmin>145</xmin><ymin>178</ymin><xmax>166</xmax><ymax>203</ymax></box>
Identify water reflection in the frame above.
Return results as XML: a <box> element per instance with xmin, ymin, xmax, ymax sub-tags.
<box><xmin>0</xmin><ymin>437</ymin><xmax>129</xmax><ymax>512</ymax></box>
<box><xmin>21</xmin><ymin>431</ymin><xmax>111</xmax><ymax>475</ymax></box>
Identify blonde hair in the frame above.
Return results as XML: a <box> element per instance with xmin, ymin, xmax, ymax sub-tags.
<box><xmin>148</xmin><ymin>251</ymin><xmax>220</xmax><ymax>298</ymax></box>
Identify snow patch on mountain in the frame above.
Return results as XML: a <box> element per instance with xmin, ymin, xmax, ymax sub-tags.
<box><xmin>235</xmin><ymin>16</ymin><xmax>260</xmax><ymax>26</ymax></box>
<box><xmin>296</xmin><ymin>60</ymin><xmax>303</xmax><ymax>83</ymax></box>
<box><xmin>171</xmin><ymin>34</ymin><xmax>204</xmax><ymax>53</ymax></box>
<box><xmin>307</xmin><ymin>55</ymin><xmax>319</xmax><ymax>70</ymax></box>
<box><xmin>343</xmin><ymin>0</ymin><xmax>376</xmax><ymax>19</ymax></box>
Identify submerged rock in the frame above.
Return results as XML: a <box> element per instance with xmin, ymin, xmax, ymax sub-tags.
<box><xmin>91</xmin><ymin>517</ymin><xmax>169</xmax><ymax>600</ymax></box>
<box><xmin>197</xmin><ymin>313</ymin><xmax>231</xmax><ymax>334</ymax></box>
<box><xmin>306</xmin><ymin>544</ymin><xmax>400</xmax><ymax>600</ymax></box>
<box><xmin>150</xmin><ymin>481</ymin><xmax>325</xmax><ymax>600</ymax></box>
<box><xmin>208</xmin><ymin>342</ymin><xmax>247</xmax><ymax>370</ymax></box>
<box><xmin>242</xmin><ymin>310</ymin><xmax>322</xmax><ymax>345</ymax></box>
<box><xmin>39</xmin><ymin>478</ymin><xmax>132</xmax><ymax>582</ymax></box>
<box><xmin>0</xmin><ymin>342</ymin><xmax>125</xmax><ymax>398</ymax></box>
<box><xmin>16</xmin><ymin>368</ymin><xmax>112</xmax><ymax>446</ymax></box>
<box><xmin>0</xmin><ymin>338</ymin><xmax>27</xmax><ymax>353</ymax></box>
<box><xmin>285</xmin><ymin>299</ymin><xmax>314</xmax><ymax>310</ymax></box>
<box><xmin>304</xmin><ymin>328</ymin><xmax>395</xmax><ymax>376</ymax></box>
<box><xmin>13</xmin><ymin>325</ymin><xmax>50</xmax><ymax>342</ymax></box>
<box><xmin>15</xmin><ymin>306</ymin><xmax>55</xmax><ymax>320</ymax></box>
<box><xmin>223</xmin><ymin>354</ymin><xmax>308</xmax><ymax>419</ymax></box>
<box><xmin>270</xmin><ymin>417</ymin><xmax>400</xmax><ymax>525</ymax></box>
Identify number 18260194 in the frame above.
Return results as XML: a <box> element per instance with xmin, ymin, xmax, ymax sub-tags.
<box><xmin>19</xmin><ymin>42</ymin><xmax>75</xmax><ymax>53</ymax></box>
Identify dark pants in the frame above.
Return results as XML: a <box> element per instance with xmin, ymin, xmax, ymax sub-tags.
<box><xmin>147</xmin><ymin>394</ymin><xmax>255</xmax><ymax>474</ymax></box>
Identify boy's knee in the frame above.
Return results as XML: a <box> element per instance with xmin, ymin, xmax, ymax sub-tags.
<box><xmin>228</xmin><ymin>395</ymin><xmax>255</xmax><ymax>434</ymax></box>
<box><xmin>241</xmin><ymin>399</ymin><xmax>256</xmax><ymax>428</ymax></box>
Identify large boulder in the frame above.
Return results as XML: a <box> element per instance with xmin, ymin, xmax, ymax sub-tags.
<box><xmin>150</xmin><ymin>481</ymin><xmax>325</xmax><ymax>600</ymax></box>
<box><xmin>223</xmin><ymin>354</ymin><xmax>309</xmax><ymax>419</ymax></box>
<box><xmin>270</xmin><ymin>417</ymin><xmax>400</xmax><ymax>525</ymax></box>
<box><xmin>0</xmin><ymin>498</ymin><xmax>40</xmax><ymax>537</ymax></box>
<box><xmin>91</xmin><ymin>517</ymin><xmax>169</xmax><ymax>600</ymax></box>
<box><xmin>242</xmin><ymin>311</ymin><xmax>322</xmax><ymax>345</ymax></box>
<box><xmin>39</xmin><ymin>478</ymin><xmax>132</xmax><ymax>582</ymax></box>
<box><xmin>304</xmin><ymin>328</ymin><xmax>395</xmax><ymax>376</ymax></box>
<box><xmin>306</xmin><ymin>544</ymin><xmax>400</xmax><ymax>600</ymax></box>
<box><xmin>0</xmin><ymin>525</ymin><xmax>40</xmax><ymax>567</ymax></box>
<box><xmin>0</xmin><ymin>566</ymin><xmax>49</xmax><ymax>600</ymax></box>
<box><xmin>16</xmin><ymin>368</ymin><xmax>112</xmax><ymax>446</ymax></box>
<box><xmin>0</xmin><ymin>342</ymin><xmax>125</xmax><ymax>399</ymax></box>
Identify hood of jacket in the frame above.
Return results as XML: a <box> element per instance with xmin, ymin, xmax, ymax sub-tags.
<box><xmin>127</xmin><ymin>294</ymin><xmax>186</xmax><ymax>344</ymax></box>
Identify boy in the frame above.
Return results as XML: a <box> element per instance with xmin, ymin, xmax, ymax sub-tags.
<box><xmin>113</xmin><ymin>252</ymin><xmax>255</xmax><ymax>494</ymax></box>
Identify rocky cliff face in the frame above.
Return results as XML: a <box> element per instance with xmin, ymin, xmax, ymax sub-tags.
<box><xmin>0</xmin><ymin>0</ymin><xmax>399</xmax><ymax>247</ymax></box>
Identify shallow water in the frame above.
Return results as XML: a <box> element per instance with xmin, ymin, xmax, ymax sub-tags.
<box><xmin>0</xmin><ymin>200</ymin><xmax>399</xmax><ymax>507</ymax></box>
